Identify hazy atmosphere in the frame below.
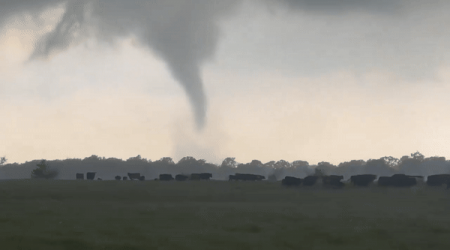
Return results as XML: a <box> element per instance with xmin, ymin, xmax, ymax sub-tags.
<box><xmin>1</xmin><ymin>0</ymin><xmax>450</xmax><ymax>166</ymax></box>
<box><xmin>2</xmin><ymin>2</ymin><xmax>450</xmax><ymax>249</ymax></box>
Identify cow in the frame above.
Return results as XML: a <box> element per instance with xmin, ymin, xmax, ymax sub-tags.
<box><xmin>86</xmin><ymin>172</ymin><xmax>96</xmax><ymax>180</ymax></box>
<box><xmin>303</xmin><ymin>176</ymin><xmax>319</xmax><ymax>186</ymax></box>
<box><xmin>176</xmin><ymin>174</ymin><xmax>189</xmax><ymax>181</ymax></box>
<box><xmin>427</xmin><ymin>174</ymin><xmax>450</xmax><ymax>187</ymax></box>
<box><xmin>391</xmin><ymin>174</ymin><xmax>416</xmax><ymax>187</ymax></box>
<box><xmin>123</xmin><ymin>176</ymin><xmax>127</xmax><ymax>181</ymax></box>
<box><xmin>233</xmin><ymin>173</ymin><xmax>265</xmax><ymax>181</ymax></box>
<box><xmin>350</xmin><ymin>174</ymin><xmax>377</xmax><ymax>187</ymax></box>
<box><xmin>281</xmin><ymin>176</ymin><xmax>302</xmax><ymax>187</ymax></box>
<box><xmin>76</xmin><ymin>173</ymin><xmax>84</xmax><ymax>180</ymax></box>
<box><xmin>378</xmin><ymin>174</ymin><xmax>416</xmax><ymax>187</ymax></box>
<box><xmin>139</xmin><ymin>176</ymin><xmax>145</xmax><ymax>181</ymax></box>
<box><xmin>127</xmin><ymin>173</ymin><xmax>141</xmax><ymax>180</ymax></box>
<box><xmin>159</xmin><ymin>174</ymin><xmax>174</xmax><ymax>181</ymax></box>
<box><xmin>115</xmin><ymin>176</ymin><xmax>121</xmax><ymax>180</ymax></box>
<box><xmin>322</xmin><ymin>175</ymin><xmax>344</xmax><ymax>188</ymax></box>
<box><xmin>237</xmin><ymin>174</ymin><xmax>252</xmax><ymax>181</ymax></box>
<box><xmin>256</xmin><ymin>175</ymin><xmax>265</xmax><ymax>181</ymax></box>
<box><xmin>97</xmin><ymin>178</ymin><xmax>102</xmax><ymax>181</ymax></box>
<box><xmin>190</xmin><ymin>173</ymin><xmax>213</xmax><ymax>180</ymax></box>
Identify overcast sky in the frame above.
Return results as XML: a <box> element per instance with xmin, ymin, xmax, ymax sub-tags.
<box><xmin>1</xmin><ymin>0</ymin><xmax>450</xmax><ymax>166</ymax></box>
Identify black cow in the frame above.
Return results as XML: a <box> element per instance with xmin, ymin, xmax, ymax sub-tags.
<box><xmin>378</xmin><ymin>174</ymin><xmax>416</xmax><ymax>187</ymax></box>
<box><xmin>237</xmin><ymin>173</ymin><xmax>265</xmax><ymax>181</ymax></box>
<box><xmin>391</xmin><ymin>174</ymin><xmax>416</xmax><ymax>187</ymax></box>
<box><xmin>139</xmin><ymin>176</ymin><xmax>145</xmax><ymax>181</ymax></box>
<box><xmin>427</xmin><ymin>174</ymin><xmax>450</xmax><ymax>187</ymax></box>
<box><xmin>256</xmin><ymin>175</ymin><xmax>265</xmax><ymax>181</ymax></box>
<box><xmin>190</xmin><ymin>173</ymin><xmax>213</xmax><ymax>180</ymax></box>
<box><xmin>159</xmin><ymin>174</ymin><xmax>174</xmax><ymax>181</ymax></box>
<box><xmin>86</xmin><ymin>172</ymin><xmax>96</xmax><ymax>180</ymax></box>
<box><xmin>322</xmin><ymin>175</ymin><xmax>344</xmax><ymax>188</ymax></box>
<box><xmin>350</xmin><ymin>174</ymin><xmax>377</xmax><ymax>187</ymax></box>
<box><xmin>76</xmin><ymin>173</ymin><xmax>84</xmax><ymax>180</ymax></box>
<box><xmin>176</xmin><ymin>174</ymin><xmax>189</xmax><ymax>181</ymax></box>
<box><xmin>123</xmin><ymin>176</ymin><xmax>127</xmax><ymax>181</ymax></box>
<box><xmin>303</xmin><ymin>176</ymin><xmax>319</xmax><ymax>186</ymax></box>
<box><xmin>281</xmin><ymin>176</ymin><xmax>302</xmax><ymax>187</ymax></box>
<box><xmin>97</xmin><ymin>178</ymin><xmax>102</xmax><ymax>181</ymax></box>
<box><xmin>246</xmin><ymin>174</ymin><xmax>266</xmax><ymax>181</ymax></box>
<box><xmin>230</xmin><ymin>174</ymin><xmax>245</xmax><ymax>181</ymax></box>
<box><xmin>115</xmin><ymin>176</ymin><xmax>121</xmax><ymax>180</ymax></box>
<box><xmin>127</xmin><ymin>173</ymin><xmax>141</xmax><ymax>180</ymax></box>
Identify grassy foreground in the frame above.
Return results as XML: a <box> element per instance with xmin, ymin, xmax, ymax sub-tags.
<box><xmin>0</xmin><ymin>180</ymin><xmax>449</xmax><ymax>250</ymax></box>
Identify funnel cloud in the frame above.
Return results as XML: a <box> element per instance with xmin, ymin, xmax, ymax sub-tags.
<box><xmin>1</xmin><ymin>0</ymin><xmax>240</xmax><ymax>129</ymax></box>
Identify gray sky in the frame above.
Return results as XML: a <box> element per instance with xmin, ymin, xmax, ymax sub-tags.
<box><xmin>1</xmin><ymin>0</ymin><xmax>450</xmax><ymax>166</ymax></box>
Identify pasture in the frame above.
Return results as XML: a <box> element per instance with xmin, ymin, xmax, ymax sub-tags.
<box><xmin>0</xmin><ymin>180</ymin><xmax>449</xmax><ymax>250</ymax></box>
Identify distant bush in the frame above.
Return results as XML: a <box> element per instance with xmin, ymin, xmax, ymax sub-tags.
<box><xmin>0</xmin><ymin>157</ymin><xmax>6</xmax><ymax>165</ymax></box>
<box><xmin>31</xmin><ymin>160</ymin><xmax>59</xmax><ymax>179</ymax></box>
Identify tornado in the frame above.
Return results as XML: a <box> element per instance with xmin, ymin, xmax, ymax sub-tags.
<box><xmin>1</xmin><ymin>0</ymin><xmax>240</xmax><ymax>130</ymax></box>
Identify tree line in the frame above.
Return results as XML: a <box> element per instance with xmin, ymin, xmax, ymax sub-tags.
<box><xmin>0</xmin><ymin>152</ymin><xmax>449</xmax><ymax>181</ymax></box>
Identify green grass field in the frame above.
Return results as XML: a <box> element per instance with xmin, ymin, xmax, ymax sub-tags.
<box><xmin>0</xmin><ymin>180</ymin><xmax>449</xmax><ymax>250</ymax></box>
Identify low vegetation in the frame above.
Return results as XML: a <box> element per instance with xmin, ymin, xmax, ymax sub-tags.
<box><xmin>0</xmin><ymin>180</ymin><xmax>449</xmax><ymax>249</ymax></box>
<box><xmin>31</xmin><ymin>160</ymin><xmax>59</xmax><ymax>179</ymax></box>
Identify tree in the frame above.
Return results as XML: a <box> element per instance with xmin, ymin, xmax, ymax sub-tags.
<box><xmin>159</xmin><ymin>157</ymin><xmax>175</xmax><ymax>165</ymax></box>
<box><xmin>380</xmin><ymin>156</ymin><xmax>399</xmax><ymax>169</ymax></box>
<box><xmin>263</xmin><ymin>161</ymin><xmax>276</xmax><ymax>169</ymax></box>
<box><xmin>0</xmin><ymin>157</ymin><xmax>6</xmax><ymax>165</ymax></box>
<box><xmin>83</xmin><ymin>155</ymin><xmax>101</xmax><ymax>162</ymax></box>
<box><xmin>177</xmin><ymin>156</ymin><xmax>200</xmax><ymax>169</ymax></box>
<box><xmin>127</xmin><ymin>155</ymin><xmax>148</xmax><ymax>163</ymax></box>
<box><xmin>397</xmin><ymin>152</ymin><xmax>425</xmax><ymax>175</ymax></box>
<box><xmin>221</xmin><ymin>157</ymin><xmax>238</xmax><ymax>168</ymax></box>
<box><xmin>316</xmin><ymin>161</ymin><xmax>335</xmax><ymax>175</ymax></box>
<box><xmin>364</xmin><ymin>158</ymin><xmax>396</xmax><ymax>176</ymax></box>
<box><xmin>292</xmin><ymin>160</ymin><xmax>309</xmax><ymax>168</ymax></box>
<box><xmin>31</xmin><ymin>160</ymin><xmax>59</xmax><ymax>179</ymax></box>
<box><xmin>411</xmin><ymin>151</ymin><xmax>425</xmax><ymax>162</ymax></box>
<box><xmin>274</xmin><ymin>160</ymin><xmax>291</xmax><ymax>169</ymax></box>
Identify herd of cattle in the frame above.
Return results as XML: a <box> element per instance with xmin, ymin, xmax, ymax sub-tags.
<box><xmin>282</xmin><ymin>174</ymin><xmax>450</xmax><ymax>188</ymax></box>
<box><xmin>75</xmin><ymin>172</ymin><xmax>214</xmax><ymax>181</ymax></box>
<box><xmin>75</xmin><ymin>172</ymin><xmax>262</xmax><ymax>181</ymax></box>
<box><xmin>74</xmin><ymin>172</ymin><xmax>450</xmax><ymax>188</ymax></box>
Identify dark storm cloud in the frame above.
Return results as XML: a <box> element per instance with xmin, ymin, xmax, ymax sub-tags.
<box><xmin>272</xmin><ymin>0</ymin><xmax>399</xmax><ymax>12</ymax></box>
<box><xmin>0</xmin><ymin>0</ymin><xmax>65</xmax><ymax>28</ymax></box>
<box><xmin>1</xmin><ymin>0</ymin><xmax>240</xmax><ymax>130</ymax></box>
<box><xmin>1</xmin><ymin>0</ymin><xmax>449</xmax><ymax>127</ymax></box>
<box><xmin>245</xmin><ymin>0</ymin><xmax>450</xmax><ymax>80</ymax></box>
